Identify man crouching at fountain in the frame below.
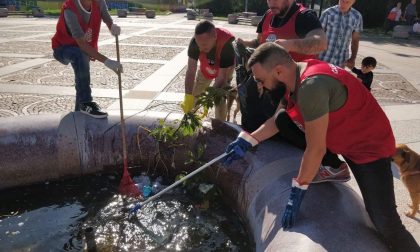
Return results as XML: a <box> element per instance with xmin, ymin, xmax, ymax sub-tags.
<box><xmin>51</xmin><ymin>0</ymin><xmax>122</xmax><ymax>118</ymax></box>
<box><xmin>223</xmin><ymin>43</ymin><xmax>419</xmax><ymax>251</ymax></box>
<box><xmin>180</xmin><ymin>20</ymin><xmax>235</xmax><ymax>121</ymax></box>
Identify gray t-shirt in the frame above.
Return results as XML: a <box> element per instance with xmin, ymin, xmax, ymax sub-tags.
<box><xmin>64</xmin><ymin>0</ymin><xmax>112</xmax><ymax>39</ymax></box>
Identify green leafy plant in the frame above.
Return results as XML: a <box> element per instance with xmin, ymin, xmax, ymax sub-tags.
<box><xmin>195</xmin><ymin>86</ymin><xmax>235</xmax><ymax>115</ymax></box>
<box><xmin>137</xmin><ymin>86</ymin><xmax>232</xmax><ymax>173</ymax></box>
<box><xmin>185</xmin><ymin>143</ymin><xmax>206</xmax><ymax>166</ymax></box>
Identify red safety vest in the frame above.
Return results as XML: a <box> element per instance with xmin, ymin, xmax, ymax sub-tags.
<box><xmin>260</xmin><ymin>5</ymin><xmax>317</xmax><ymax>62</ymax></box>
<box><xmin>199</xmin><ymin>28</ymin><xmax>234</xmax><ymax>80</ymax></box>
<box><xmin>51</xmin><ymin>0</ymin><xmax>101</xmax><ymax>50</ymax></box>
<box><xmin>286</xmin><ymin>60</ymin><xmax>395</xmax><ymax>164</ymax></box>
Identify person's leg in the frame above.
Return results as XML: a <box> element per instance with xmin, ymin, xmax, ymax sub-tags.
<box><xmin>213</xmin><ymin>66</ymin><xmax>235</xmax><ymax>120</ymax></box>
<box><xmin>53</xmin><ymin>46</ymin><xmax>92</xmax><ymax>111</ymax></box>
<box><xmin>70</xmin><ymin>50</ymin><xmax>92</xmax><ymax>107</ymax></box>
<box><xmin>345</xmin><ymin>157</ymin><xmax>419</xmax><ymax>251</ymax></box>
<box><xmin>238</xmin><ymin>76</ymin><xmax>277</xmax><ymax>132</ymax></box>
<box><xmin>275</xmin><ymin>109</ymin><xmax>344</xmax><ymax>167</ymax></box>
<box><xmin>192</xmin><ymin>70</ymin><xmax>212</xmax><ymax>113</ymax></box>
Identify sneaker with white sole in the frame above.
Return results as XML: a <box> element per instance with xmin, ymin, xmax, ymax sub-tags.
<box><xmin>80</xmin><ymin>102</ymin><xmax>108</xmax><ymax>119</ymax></box>
<box><xmin>311</xmin><ymin>163</ymin><xmax>351</xmax><ymax>184</ymax></box>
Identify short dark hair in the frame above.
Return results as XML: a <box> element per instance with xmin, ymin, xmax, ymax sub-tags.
<box><xmin>362</xmin><ymin>56</ymin><xmax>377</xmax><ymax>68</ymax></box>
<box><xmin>195</xmin><ymin>20</ymin><xmax>215</xmax><ymax>35</ymax></box>
<box><xmin>247</xmin><ymin>42</ymin><xmax>293</xmax><ymax>70</ymax></box>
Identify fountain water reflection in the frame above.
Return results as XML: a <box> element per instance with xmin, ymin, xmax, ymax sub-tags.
<box><xmin>0</xmin><ymin>173</ymin><xmax>252</xmax><ymax>251</ymax></box>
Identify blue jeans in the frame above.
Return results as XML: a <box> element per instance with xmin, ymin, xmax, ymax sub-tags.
<box><xmin>53</xmin><ymin>46</ymin><xmax>92</xmax><ymax>111</ymax></box>
<box><xmin>344</xmin><ymin>157</ymin><xmax>419</xmax><ymax>251</ymax></box>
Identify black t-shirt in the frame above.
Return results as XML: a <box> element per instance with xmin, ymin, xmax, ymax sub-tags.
<box><xmin>187</xmin><ymin>37</ymin><xmax>235</xmax><ymax>68</ymax></box>
<box><xmin>256</xmin><ymin>3</ymin><xmax>322</xmax><ymax>38</ymax></box>
<box><xmin>352</xmin><ymin>67</ymin><xmax>373</xmax><ymax>91</ymax></box>
<box><xmin>351</xmin><ymin>67</ymin><xmax>373</xmax><ymax>90</ymax></box>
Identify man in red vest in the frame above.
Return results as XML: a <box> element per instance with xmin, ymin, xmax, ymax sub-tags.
<box><xmin>237</xmin><ymin>0</ymin><xmax>348</xmax><ymax>184</ymax></box>
<box><xmin>51</xmin><ymin>0</ymin><xmax>122</xmax><ymax>119</ymax></box>
<box><xmin>237</xmin><ymin>0</ymin><xmax>327</xmax><ymax>131</ymax></box>
<box><xmin>180</xmin><ymin>20</ymin><xmax>235</xmax><ymax>121</ymax></box>
<box><xmin>224</xmin><ymin>42</ymin><xmax>419</xmax><ymax>251</ymax></box>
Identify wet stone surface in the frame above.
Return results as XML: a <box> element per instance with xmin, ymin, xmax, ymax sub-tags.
<box><xmin>100</xmin><ymin>44</ymin><xmax>184</xmax><ymax>60</ymax></box>
<box><xmin>0</xmin><ymin>61</ymin><xmax>161</xmax><ymax>89</ymax></box>
<box><xmin>120</xmin><ymin>36</ymin><xmax>190</xmax><ymax>46</ymax></box>
<box><xmin>0</xmin><ymin>173</ymin><xmax>252</xmax><ymax>251</ymax></box>
<box><xmin>0</xmin><ymin>93</ymin><xmax>115</xmax><ymax>117</ymax></box>
<box><xmin>0</xmin><ymin>41</ymin><xmax>52</xmax><ymax>55</ymax></box>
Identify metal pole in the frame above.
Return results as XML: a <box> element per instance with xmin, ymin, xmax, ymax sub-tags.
<box><xmin>130</xmin><ymin>152</ymin><xmax>229</xmax><ymax>213</ymax></box>
<box><xmin>245</xmin><ymin>0</ymin><xmax>248</xmax><ymax>12</ymax></box>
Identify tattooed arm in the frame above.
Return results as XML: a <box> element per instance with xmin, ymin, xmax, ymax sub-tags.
<box><xmin>275</xmin><ymin>28</ymin><xmax>327</xmax><ymax>55</ymax></box>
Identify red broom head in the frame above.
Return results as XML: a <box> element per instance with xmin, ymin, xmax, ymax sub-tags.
<box><xmin>118</xmin><ymin>161</ymin><xmax>141</xmax><ymax>198</ymax></box>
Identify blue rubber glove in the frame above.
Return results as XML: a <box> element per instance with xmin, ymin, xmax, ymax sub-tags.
<box><xmin>281</xmin><ymin>179</ymin><xmax>308</xmax><ymax>229</ymax></box>
<box><xmin>223</xmin><ymin>131</ymin><xmax>259</xmax><ymax>166</ymax></box>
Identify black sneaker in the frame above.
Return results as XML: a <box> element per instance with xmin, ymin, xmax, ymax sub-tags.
<box><xmin>80</xmin><ymin>102</ymin><xmax>108</xmax><ymax>119</ymax></box>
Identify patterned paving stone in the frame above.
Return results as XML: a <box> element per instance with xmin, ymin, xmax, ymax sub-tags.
<box><xmin>164</xmin><ymin>67</ymin><xmax>186</xmax><ymax>93</ymax></box>
<box><xmin>23</xmin><ymin>35</ymin><xmax>54</xmax><ymax>41</ymax></box>
<box><xmin>373</xmin><ymin>73</ymin><xmax>420</xmax><ymax>105</ymax></box>
<box><xmin>0</xmin><ymin>41</ymin><xmax>51</xmax><ymax>55</ymax></box>
<box><xmin>145</xmin><ymin>100</ymin><xmax>182</xmax><ymax>113</ymax></box>
<box><xmin>8</xmin><ymin>25</ymin><xmax>56</xmax><ymax>32</ymax></box>
<box><xmin>0</xmin><ymin>31</ymin><xmax>40</xmax><ymax>39</ymax></box>
<box><xmin>0</xmin><ymin>57</ymin><xmax>27</xmax><ymax>67</ymax></box>
<box><xmin>164</xmin><ymin>67</ymin><xmax>239</xmax><ymax>93</ymax></box>
<box><xmin>145</xmin><ymin>30</ymin><xmax>194</xmax><ymax>37</ymax></box>
<box><xmin>120</xmin><ymin>36</ymin><xmax>190</xmax><ymax>46</ymax></box>
<box><xmin>232</xmin><ymin>32</ymin><xmax>258</xmax><ymax>40</ymax></box>
<box><xmin>0</xmin><ymin>61</ymin><xmax>161</xmax><ymax>89</ymax></box>
<box><xmin>0</xmin><ymin>93</ymin><xmax>115</xmax><ymax>117</ymax></box>
<box><xmin>100</xmin><ymin>44</ymin><xmax>184</xmax><ymax>60</ymax></box>
<box><xmin>98</xmin><ymin>33</ymin><xmax>114</xmax><ymax>41</ymax></box>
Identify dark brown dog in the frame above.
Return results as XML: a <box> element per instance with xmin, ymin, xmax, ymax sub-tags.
<box><xmin>226</xmin><ymin>87</ymin><xmax>240</xmax><ymax>123</ymax></box>
<box><xmin>392</xmin><ymin>143</ymin><xmax>420</xmax><ymax>218</ymax></box>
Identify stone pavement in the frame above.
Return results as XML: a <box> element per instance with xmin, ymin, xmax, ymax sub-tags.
<box><xmin>0</xmin><ymin>14</ymin><xmax>419</xmax><ymax>242</ymax></box>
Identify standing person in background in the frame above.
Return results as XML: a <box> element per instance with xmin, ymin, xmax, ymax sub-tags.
<box><xmin>404</xmin><ymin>0</ymin><xmax>418</xmax><ymax>25</ymax></box>
<box><xmin>384</xmin><ymin>2</ymin><xmax>402</xmax><ymax>34</ymax></box>
<box><xmin>319</xmin><ymin>0</ymin><xmax>363</xmax><ymax>69</ymax></box>
<box><xmin>52</xmin><ymin>0</ymin><xmax>122</xmax><ymax>118</ymax></box>
<box><xmin>180</xmin><ymin>20</ymin><xmax>235</xmax><ymax>121</ymax></box>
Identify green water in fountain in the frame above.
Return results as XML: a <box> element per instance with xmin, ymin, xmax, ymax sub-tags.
<box><xmin>0</xmin><ymin>173</ymin><xmax>252</xmax><ymax>251</ymax></box>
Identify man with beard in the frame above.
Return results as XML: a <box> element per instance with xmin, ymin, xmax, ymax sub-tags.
<box><xmin>237</xmin><ymin>0</ymin><xmax>349</xmax><ymax>183</ymax></box>
<box><xmin>223</xmin><ymin>43</ymin><xmax>419</xmax><ymax>251</ymax></box>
